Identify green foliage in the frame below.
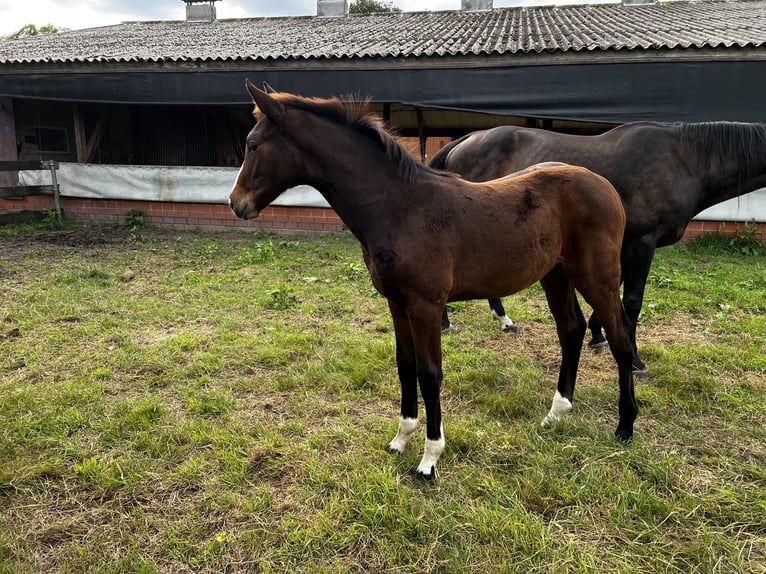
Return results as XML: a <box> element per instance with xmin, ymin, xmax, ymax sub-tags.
<box><xmin>2</xmin><ymin>23</ymin><xmax>68</xmax><ymax>40</ymax></box>
<box><xmin>687</xmin><ymin>221</ymin><xmax>764</xmax><ymax>256</ymax></box>
<box><xmin>265</xmin><ymin>285</ymin><xmax>299</xmax><ymax>309</ymax></box>
<box><xmin>350</xmin><ymin>0</ymin><xmax>402</xmax><ymax>14</ymax></box>
<box><xmin>123</xmin><ymin>209</ymin><xmax>147</xmax><ymax>230</ymax></box>
<box><xmin>41</xmin><ymin>209</ymin><xmax>62</xmax><ymax>230</ymax></box>
<box><xmin>730</xmin><ymin>220</ymin><xmax>764</xmax><ymax>255</ymax></box>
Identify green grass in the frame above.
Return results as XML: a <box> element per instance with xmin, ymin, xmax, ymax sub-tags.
<box><xmin>0</xmin><ymin>223</ymin><xmax>764</xmax><ymax>573</ymax></box>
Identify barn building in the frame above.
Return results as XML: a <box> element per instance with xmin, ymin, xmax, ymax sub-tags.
<box><xmin>0</xmin><ymin>0</ymin><xmax>765</xmax><ymax>237</ymax></box>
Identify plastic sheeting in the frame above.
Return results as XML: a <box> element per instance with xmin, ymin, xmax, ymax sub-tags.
<box><xmin>18</xmin><ymin>162</ymin><xmax>765</xmax><ymax>222</ymax></box>
<box><xmin>3</xmin><ymin>61</ymin><xmax>766</xmax><ymax>124</ymax></box>
<box><xmin>19</xmin><ymin>163</ymin><xmax>330</xmax><ymax>208</ymax></box>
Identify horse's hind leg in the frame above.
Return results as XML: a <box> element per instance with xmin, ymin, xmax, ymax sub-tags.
<box><xmin>540</xmin><ymin>265</ymin><xmax>586</xmax><ymax>428</ymax></box>
<box><xmin>576</xmin><ymin>279</ymin><xmax>638</xmax><ymax>442</ymax></box>
<box><xmin>488</xmin><ymin>298</ymin><xmax>519</xmax><ymax>333</ymax></box>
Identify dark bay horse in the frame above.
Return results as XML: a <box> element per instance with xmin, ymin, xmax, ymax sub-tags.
<box><xmin>431</xmin><ymin>122</ymin><xmax>766</xmax><ymax>375</ymax></box>
<box><xmin>229</xmin><ymin>81</ymin><xmax>636</xmax><ymax>479</ymax></box>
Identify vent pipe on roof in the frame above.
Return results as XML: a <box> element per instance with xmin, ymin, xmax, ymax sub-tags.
<box><xmin>318</xmin><ymin>0</ymin><xmax>348</xmax><ymax>18</ymax></box>
<box><xmin>462</xmin><ymin>0</ymin><xmax>492</xmax><ymax>11</ymax></box>
<box><xmin>184</xmin><ymin>0</ymin><xmax>218</xmax><ymax>23</ymax></box>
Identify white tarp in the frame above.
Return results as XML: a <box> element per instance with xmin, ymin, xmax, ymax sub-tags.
<box><xmin>19</xmin><ymin>163</ymin><xmax>330</xmax><ymax>208</ymax></box>
<box><xmin>19</xmin><ymin>162</ymin><xmax>766</xmax><ymax>221</ymax></box>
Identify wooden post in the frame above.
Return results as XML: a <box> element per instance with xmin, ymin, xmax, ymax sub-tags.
<box><xmin>73</xmin><ymin>103</ymin><xmax>88</xmax><ymax>163</ymax></box>
<box><xmin>48</xmin><ymin>160</ymin><xmax>62</xmax><ymax>222</ymax></box>
<box><xmin>0</xmin><ymin>98</ymin><xmax>17</xmax><ymax>187</ymax></box>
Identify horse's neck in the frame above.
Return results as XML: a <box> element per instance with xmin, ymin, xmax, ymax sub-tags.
<box><xmin>694</xmin><ymin>127</ymin><xmax>766</xmax><ymax>211</ymax></box>
<box><xmin>296</xmin><ymin>117</ymin><xmax>410</xmax><ymax>240</ymax></box>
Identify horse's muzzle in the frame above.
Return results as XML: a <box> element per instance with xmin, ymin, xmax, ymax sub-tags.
<box><xmin>229</xmin><ymin>198</ymin><xmax>257</xmax><ymax>220</ymax></box>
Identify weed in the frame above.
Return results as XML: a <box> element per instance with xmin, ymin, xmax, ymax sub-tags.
<box><xmin>42</xmin><ymin>209</ymin><xmax>62</xmax><ymax>230</ymax></box>
<box><xmin>265</xmin><ymin>285</ymin><xmax>299</xmax><ymax>309</ymax></box>
<box><xmin>123</xmin><ymin>209</ymin><xmax>147</xmax><ymax>230</ymax></box>
<box><xmin>235</xmin><ymin>241</ymin><xmax>278</xmax><ymax>264</ymax></box>
<box><xmin>730</xmin><ymin>220</ymin><xmax>764</xmax><ymax>255</ymax></box>
<box><xmin>687</xmin><ymin>232</ymin><xmax>734</xmax><ymax>254</ymax></box>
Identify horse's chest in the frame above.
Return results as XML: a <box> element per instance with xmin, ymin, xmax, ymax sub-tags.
<box><xmin>365</xmin><ymin>244</ymin><xmax>445</xmax><ymax>303</ymax></box>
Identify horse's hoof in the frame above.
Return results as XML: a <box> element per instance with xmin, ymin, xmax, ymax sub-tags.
<box><xmin>413</xmin><ymin>466</ymin><xmax>437</xmax><ymax>481</ymax></box>
<box><xmin>632</xmin><ymin>350</ymin><xmax>650</xmax><ymax>379</ymax></box>
<box><xmin>502</xmin><ymin>323</ymin><xmax>520</xmax><ymax>334</ymax></box>
<box><xmin>614</xmin><ymin>427</ymin><xmax>633</xmax><ymax>443</ymax></box>
<box><xmin>441</xmin><ymin>324</ymin><xmax>456</xmax><ymax>335</ymax></box>
<box><xmin>633</xmin><ymin>368</ymin><xmax>650</xmax><ymax>381</ymax></box>
<box><xmin>588</xmin><ymin>340</ymin><xmax>609</xmax><ymax>353</ymax></box>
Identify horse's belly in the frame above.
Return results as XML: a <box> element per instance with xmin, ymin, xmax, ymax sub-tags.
<box><xmin>450</xmin><ymin>253</ymin><xmax>559</xmax><ymax>301</ymax></box>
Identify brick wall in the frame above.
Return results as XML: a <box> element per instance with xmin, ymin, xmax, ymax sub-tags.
<box><xmin>0</xmin><ymin>196</ymin><xmax>346</xmax><ymax>233</ymax></box>
<box><xmin>1</xmin><ymin>194</ymin><xmax>764</xmax><ymax>241</ymax></box>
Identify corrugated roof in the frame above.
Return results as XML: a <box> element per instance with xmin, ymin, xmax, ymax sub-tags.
<box><xmin>1</xmin><ymin>0</ymin><xmax>765</xmax><ymax>65</ymax></box>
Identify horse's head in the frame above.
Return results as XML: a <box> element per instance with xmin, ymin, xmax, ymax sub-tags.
<box><xmin>229</xmin><ymin>80</ymin><xmax>307</xmax><ymax>220</ymax></box>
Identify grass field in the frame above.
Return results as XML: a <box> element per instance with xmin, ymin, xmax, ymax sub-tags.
<box><xmin>0</xmin><ymin>222</ymin><xmax>764</xmax><ymax>573</ymax></box>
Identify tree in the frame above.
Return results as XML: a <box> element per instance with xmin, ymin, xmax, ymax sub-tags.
<box><xmin>3</xmin><ymin>24</ymin><xmax>68</xmax><ymax>40</ymax></box>
<box><xmin>349</xmin><ymin>0</ymin><xmax>401</xmax><ymax>14</ymax></box>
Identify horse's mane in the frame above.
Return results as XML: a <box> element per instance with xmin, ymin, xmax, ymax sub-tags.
<box><xmin>677</xmin><ymin>121</ymin><xmax>766</xmax><ymax>177</ymax></box>
<box><xmin>257</xmin><ymin>93</ymin><xmax>441</xmax><ymax>185</ymax></box>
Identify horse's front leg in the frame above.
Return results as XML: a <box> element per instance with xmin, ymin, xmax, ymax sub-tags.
<box><xmin>409</xmin><ymin>301</ymin><xmax>445</xmax><ymax>480</ymax></box>
<box><xmin>589</xmin><ymin>237</ymin><xmax>655</xmax><ymax>377</ymax></box>
<box><xmin>387</xmin><ymin>298</ymin><xmax>446</xmax><ymax>479</ymax></box>
<box><xmin>618</xmin><ymin>236</ymin><xmax>656</xmax><ymax>377</ymax></box>
<box><xmin>387</xmin><ymin>300</ymin><xmax>420</xmax><ymax>455</ymax></box>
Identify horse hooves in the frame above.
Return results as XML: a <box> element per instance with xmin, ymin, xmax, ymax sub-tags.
<box><xmin>588</xmin><ymin>340</ymin><xmax>609</xmax><ymax>353</ymax></box>
<box><xmin>502</xmin><ymin>324</ymin><xmax>520</xmax><ymax>334</ymax></box>
<box><xmin>441</xmin><ymin>324</ymin><xmax>456</xmax><ymax>335</ymax></box>
<box><xmin>614</xmin><ymin>427</ymin><xmax>633</xmax><ymax>443</ymax></box>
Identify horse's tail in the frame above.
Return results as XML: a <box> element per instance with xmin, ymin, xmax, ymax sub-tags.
<box><xmin>428</xmin><ymin>133</ymin><xmax>473</xmax><ymax>170</ymax></box>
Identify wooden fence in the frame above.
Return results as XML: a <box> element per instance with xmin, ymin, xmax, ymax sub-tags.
<box><xmin>0</xmin><ymin>160</ymin><xmax>61</xmax><ymax>224</ymax></box>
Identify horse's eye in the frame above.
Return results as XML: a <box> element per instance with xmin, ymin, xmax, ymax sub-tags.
<box><xmin>246</xmin><ymin>142</ymin><xmax>257</xmax><ymax>152</ymax></box>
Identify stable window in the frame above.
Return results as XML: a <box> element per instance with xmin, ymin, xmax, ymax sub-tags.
<box><xmin>34</xmin><ymin>127</ymin><xmax>69</xmax><ymax>153</ymax></box>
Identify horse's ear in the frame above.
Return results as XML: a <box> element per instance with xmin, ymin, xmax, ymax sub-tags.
<box><xmin>262</xmin><ymin>81</ymin><xmax>277</xmax><ymax>94</ymax></box>
<box><xmin>245</xmin><ymin>79</ymin><xmax>284</xmax><ymax>122</ymax></box>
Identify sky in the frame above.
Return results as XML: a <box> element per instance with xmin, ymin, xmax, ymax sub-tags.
<box><xmin>0</xmin><ymin>0</ymin><xmax>588</xmax><ymax>37</ymax></box>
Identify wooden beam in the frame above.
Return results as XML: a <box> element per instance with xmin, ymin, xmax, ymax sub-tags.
<box><xmin>0</xmin><ymin>160</ymin><xmax>51</xmax><ymax>171</ymax></box>
<box><xmin>416</xmin><ymin>108</ymin><xmax>426</xmax><ymax>163</ymax></box>
<box><xmin>73</xmin><ymin>103</ymin><xmax>87</xmax><ymax>163</ymax></box>
<box><xmin>0</xmin><ymin>210</ymin><xmax>49</xmax><ymax>225</ymax></box>
<box><xmin>83</xmin><ymin>110</ymin><xmax>108</xmax><ymax>163</ymax></box>
<box><xmin>0</xmin><ymin>185</ymin><xmax>53</xmax><ymax>198</ymax></box>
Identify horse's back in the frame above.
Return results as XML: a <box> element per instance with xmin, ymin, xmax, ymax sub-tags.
<box><xmin>443</xmin><ymin>164</ymin><xmax>625</xmax><ymax>300</ymax></box>
<box><xmin>500</xmin><ymin>163</ymin><xmax>624</xmax><ymax>222</ymax></box>
<box><xmin>442</xmin><ymin>123</ymin><xmax>684</xmax><ymax>241</ymax></box>
<box><xmin>445</xmin><ymin>122</ymin><xmax>674</xmax><ymax>183</ymax></box>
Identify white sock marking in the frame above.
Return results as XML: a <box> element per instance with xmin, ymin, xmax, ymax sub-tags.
<box><xmin>416</xmin><ymin>424</ymin><xmax>445</xmax><ymax>478</ymax></box>
<box><xmin>491</xmin><ymin>310</ymin><xmax>517</xmax><ymax>332</ymax></box>
<box><xmin>541</xmin><ymin>391</ymin><xmax>572</xmax><ymax>428</ymax></box>
<box><xmin>388</xmin><ymin>416</ymin><xmax>419</xmax><ymax>454</ymax></box>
